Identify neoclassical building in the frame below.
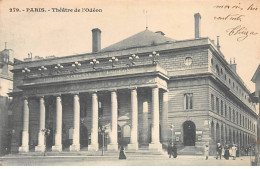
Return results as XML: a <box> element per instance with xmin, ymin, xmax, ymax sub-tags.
<box><xmin>10</xmin><ymin>13</ymin><xmax>258</xmax><ymax>155</ymax></box>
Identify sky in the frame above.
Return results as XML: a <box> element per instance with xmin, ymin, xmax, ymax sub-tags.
<box><xmin>0</xmin><ymin>0</ymin><xmax>259</xmax><ymax>92</ymax></box>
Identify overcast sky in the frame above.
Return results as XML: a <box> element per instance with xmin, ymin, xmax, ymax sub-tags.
<box><xmin>0</xmin><ymin>0</ymin><xmax>259</xmax><ymax>91</ymax></box>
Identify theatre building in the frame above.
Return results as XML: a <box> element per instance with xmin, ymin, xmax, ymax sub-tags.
<box><xmin>10</xmin><ymin>13</ymin><xmax>258</xmax><ymax>155</ymax></box>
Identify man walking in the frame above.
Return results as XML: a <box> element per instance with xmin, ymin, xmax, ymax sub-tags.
<box><xmin>216</xmin><ymin>142</ymin><xmax>222</xmax><ymax>159</ymax></box>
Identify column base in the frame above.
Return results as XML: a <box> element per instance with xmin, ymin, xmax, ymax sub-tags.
<box><xmin>127</xmin><ymin>143</ymin><xmax>139</xmax><ymax>151</ymax></box>
<box><xmin>19</xmin><ymin>146</ymin><xmax>29</xmax><ymax>153</ymax></box>
<box><xmin>70</xmin><ymin>144</ymin><xmax>80</xmax><ymax>151</ymax></box>
<box><xmin>88</xmin><ymin>144</ymin><xmax>99</xmax><ymax>151</ymax></box>
<box><xmin>52</xmin><ymin>145</ymin><xmax>63</xmax><ymax>152</ymax></box>
<box><xmin>107</xmin><ymin>144</ymin><xmax>118</xmax><ymax>151</ymax></box>
<box><xmin>149</xmin><ymin>143</ymin><xmax>162</xmax><ymax>151</ymax></box>
<box><xmin>35</xmin><ymin>145</ymin><xmax>46</xmax><ymax>152</ymax></box>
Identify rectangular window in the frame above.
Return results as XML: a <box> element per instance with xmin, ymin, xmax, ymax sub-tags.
<box><xmin>184</xmin><ymin>93</ymin><xmax>193</xmax><ymax>110</ymax></box>
<box><xmin>211</xmin><ymin>94</ymin><xmax>214</xmax><ymax>111</ymax></box>
<box><xmin>243</xmin><ymin>116</ymin><xmax>244</xmax><ymax>127</ymax></box>
<box><xmin>225</xmin><ymin>104</ymin><xmax>227</xmax><ymax>117</ymax></box>
<box><xmin>221</xmin><ymin>100</ymin><xmax>223</xmax><ymax>115</ymax></box>
<box><xmin>233</xmin><ymin>110</ymin><xmax>235</xmax><ymax>122</ymax></box>
<box><xmin>98</xmin><ymin>101</ymin><xmax>103</xmax><ymax>117</ymax></box>
<box><xmin>229</xmin><ymin>107</ymin><xmax>231</xmax><ymax>121</ymax></box>
<box><xmin>236</xmin><ymin>112</ymin><xmax>238</xmax><ymax>124</ymax></box>
<box><xmin>240</xmin><ymin>114</ymin><xmax>241</xmax><ymax>125</ymax></box>
<box><xmin>216</xmin><ymin>98</ymin><xmax>219</xmax><ymax>114</ymax></box>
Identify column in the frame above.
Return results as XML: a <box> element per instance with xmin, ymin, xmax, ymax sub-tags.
<box><xmin>70</xmin><ymin>94</ymin><xmax>80</xmax><ymax>151</ymax></box>
<box><xmin>52</xmin><ymin>95</ymin><xmax>63</xmax><ymax>152</ymax></box>
<box><xmin>142</xmin><ymin>100</ymin><xmax>149</xmax><ymax>144</ymax></box>
<box><xmin>35</xmin><ymin>96</ymin><xmax>46</xmax><ymax>152</ymax></box>
<box><xmin>108</xmin><ymin>90</ymin><xmax>118</xmax><ymax>151</ymax></box>
<box><xmin>19</xmin><ymin>97</ymin><xmax>29</xmax><ymax>152</ymax></box>
<box><xmin>88</xmin><ymin>92</ymin><xmax>99</xmax><ymax>151</ymax></box>
<box><xmin>149</xmin><ymin>87</ymin><xmax>162</xmax><ymax>151</ymax></box>
<box><xmin>128</xmin><ymin>88</ymin><xmax>138</xmax><ymax>150</ymax></box>
<box><xmin>161</xmin><ymin>90</ymin><xmax>168</xmax><ymax>143</ymax></box>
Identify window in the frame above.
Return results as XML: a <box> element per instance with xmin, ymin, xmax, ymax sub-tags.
<box><xmin>224</xmin><ymin>74</ymin><xmax>227</xmax><ymax>80</ymax></box>
<box><xmin>236</xmin><ymin>112</ymin><xmax>238</xmax><ymax>124</ymax></box>
<box><xmin>229</xmin><ymin>107</ymin><xmax>231</xmax><ymax>121</ymax></box>
<box><xmin>233</xmin><ymin>110</ymin><xmax>235</xmax><ymax>122</ymax></box>
<box><xmin>239</xmin><ymin>114</ymin><xmax>241</xmax><ymax>125</ymax></box>
<box><xmin>245</xmin><ymin>117</ymin><xmax>247</xmax><ymax>129</ymax></box>
<box><xmin>216</xmin><ymin>65</ymin><xmax>220</xmax><ymax>75</ymax></box>
<box><xmin>225</xmin><ymin>104</ymin><xmax>227</xmax><ymax>117</ymax></box>
<box><xmin>184</xmin><ymin>93</ymin><xmax>193</xmax><ymax>110</ymax></box>
<box><xmin>211</xmin><ymin>94</ymin><xmax>214</xmax><ymax>111</ymax></box>
<box><xmin>221</xmin><ymin>100</ymin><xmax>223</xmax><ymax>115</ymax></box>
<box><xmin>216</xmin><ymin>98</ymin><xmax>219</xmax><ymax>114</ymax></box>
<box><xmin>184</xmin><ymin>57</ymin><xmax>192</xmax><ymax>66</ymax></box>
<box><xmin>243</xmin><ymin>116</ymin><xmax>244</xmax><ymax>127</ymax></box>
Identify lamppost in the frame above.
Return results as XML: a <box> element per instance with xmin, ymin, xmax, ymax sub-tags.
<box><xmin>90</xmin><ymin>59</ymin><xmax>100</xmax><ymax>70</ymax></box>
<box><xmin>98</xmin><ymin>126</ymin><xmax>106</xmax><ymax>156</ymax></box>
<box><xmin>128</xmin><ymin>54</ymin><xmax>139</xmax><ymax>66</ymax></box>
<box><xmin>72</xmin><ymin>61</ymin><xmax>81</xmax><ymax>72</ymax></box>
<box><xmin>148</xmin><ymin>51</ymin><xmax>160</xmax><ymax>65</ymax></box>
<box><xmin>41</xmin><ymin>128</ymin><xmax>50</xmax><ymax>156</ymax></box>
<box><xmin>170</xmin><ymin>123</ymin><xmax>174</xmax><ymax>145</ymax></box>
<box><xmin>109</xmin><ymin>56</ymin><xmax>118</xmax><ymax>68</ymax></box>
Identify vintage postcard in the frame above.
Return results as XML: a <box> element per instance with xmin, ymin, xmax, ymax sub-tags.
<box><xmin>0</xmin><ymin>0</ymin><xmax>259</xmax><ymax>166</ymax></box>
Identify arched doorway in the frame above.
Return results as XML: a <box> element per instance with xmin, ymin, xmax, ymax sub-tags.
<box><xmin>80</xmin><ymin>123</ymin><xmax>88</xmax><ymax>148</ymax></box>
<box><xmin>183</xmin><ymin>121</ymin><xmax>196</xmax><ymax>146</ymax></box>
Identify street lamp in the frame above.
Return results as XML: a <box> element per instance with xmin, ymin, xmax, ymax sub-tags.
<box><xmin>128</xmin><ymin>54</ymin><xmax>139</xmax><ymax>66</ymax></box>
<box><xmin>90</xmin><ymin>59</ymin><xmax>100</xmax><ymax>70</ymax></box>
<box><xmin>98</xmin><ymin>126</ymin><xmax>106</xmax><ymax>156</ymax></box>
<box><xmin>170</xmin><ymin>123</ymin><xmax>174</xmax><ymax>145</ymax></box>
<box><xmin>54</xmin><ymin>64</ymin><xmax>64</xmax><ymax>74</ymax></box>
<box><xmin>149</xmin><ymin>51</ymin><xmax>160</xmax><ymax>65</ymax></box>
<box><xmin>109</xmin><ymin>56</ymin><xmax>118</xmax><ymax>68</ymax></box>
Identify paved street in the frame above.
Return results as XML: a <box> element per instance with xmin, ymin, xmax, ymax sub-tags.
<box><xmin>0</xmin><ymin>155</ymin><xmax>254</xmax><ymax>166</ymax></box>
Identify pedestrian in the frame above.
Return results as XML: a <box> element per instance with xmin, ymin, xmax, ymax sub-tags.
<box><xmin>167</xmin><ymin>143</ymin><xmax>173</xmax><ymax>158</ymax></box>
<box><xmin>216</xmin><ymin>142</ymin><xmax>222</xmax><ymax>159</ymax></box>
<box><xmin>236</xmin><ymin>145</ymin><xmax>239</xmax><ymax>157</ymax></box>
<box><xmin>231</xmin><ymin>144</ymin><xmax>237</xmax><ymax>160</ymax></box>
<box><xmin>119</xmin><ymin>146</ymin><xmax>126</xmax><ymax>160</ymax></box>
<box><xmin>205</xmin><ymin>145</ymin><xmax>209</xmax><ymax>160</ymax></box>
<box><xmin>173</xmin><ymin>144</ymin><xmax>177</xmax><ymax>158</ymax></box>
<box><xmin>223</xmin><ymin>144</ymin><xmax>230</xmax><ymax>160</ymax></box>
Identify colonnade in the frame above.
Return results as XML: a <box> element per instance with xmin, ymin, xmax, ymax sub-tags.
<box><xmin>18</xmin><ymin>87</ymin><xmax>168</xmax><ymax>152</ymax></box>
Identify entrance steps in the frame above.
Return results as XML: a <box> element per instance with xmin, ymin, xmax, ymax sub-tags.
<box><xmin>178</xmin><ymin>146</ymin><xmax>203</xmax><ymax>155</ymax></box>
<box><xmin>5</xmin><ymin>147</ymin><xmax>168</xmax><ymax>159</ymax></box>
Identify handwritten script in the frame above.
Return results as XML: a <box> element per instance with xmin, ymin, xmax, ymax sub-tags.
<box><xmin>213</xmin><ymin>3</ymin><xmax>258</xmax><ymax>41</ymax></box>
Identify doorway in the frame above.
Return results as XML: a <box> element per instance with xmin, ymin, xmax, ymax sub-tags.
<box><xmin>183</xmin><ymin>121</ymin><xmax>196</xmax><ymax>146</ymax></box>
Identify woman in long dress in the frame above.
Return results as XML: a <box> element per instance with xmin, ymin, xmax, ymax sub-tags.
<box><xmin>223</xmin><ymin>144</ymin><xmax>230</xmax><ymax>160</ymax></box>
<box><xmin>119</xmin><ymin>146</ymin><xmax>127</xmax><ymax>160</ymax></box>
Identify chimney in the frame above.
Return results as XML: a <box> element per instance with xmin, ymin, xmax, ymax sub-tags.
<box><xmin>194</xmin><ymin>13</ymin><xmax>201</xmax><ymax>38</ymax></box>
<box><xmin>92</xmin><ymin>28</ymin><xmax>101</xmax><ymax>53</ymax></box>
<box><xmin>230</xmin><ymin>57</ymin><xmax>237</xmax><ymax>72</ymax></box>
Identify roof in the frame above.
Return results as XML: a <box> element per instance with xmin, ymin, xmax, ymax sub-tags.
<box><xmin>251</xmin><ymin>64</ymin><xmax>260</xmax><ymax>83</ymax></box>
<box><xmin>101</xmin><ymin>29</ymin><xmax>176</xmax><ymax>52</ymax></box>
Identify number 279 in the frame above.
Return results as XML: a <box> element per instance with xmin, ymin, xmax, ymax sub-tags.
<box><xmin>9</xmin><ymin>8</ymin><xmax>20</xmax><ymax>12</ymax></box>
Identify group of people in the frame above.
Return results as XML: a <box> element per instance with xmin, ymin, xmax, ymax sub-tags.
<box><xmin>205</xmin><ymin>143</ymin><xmax>239</xmax><ymax>160</ymax></box>
<box><xmin>167</xmin><ymin>143</ymin><xmax>178</xmax><ymax>158</ymax></box>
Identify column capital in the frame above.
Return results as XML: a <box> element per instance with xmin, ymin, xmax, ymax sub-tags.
<box><xmin>129</xmin><ymin>87</ymin><xmax>137</xmax><ymax>90</ymax></box>
<box><xmin>108</xmin><ymin>89</ymin><xmax>117</xmax><ymax>92</ymax></box>
<box><xmin>53</xmin><ymin>93</ymin><xmax>62</xmax><ymax>97</ymax></box>
<box><xmin>89</xmin><ymin>90</ymin><xmax>98</xmax><ymax>94</ymax></box>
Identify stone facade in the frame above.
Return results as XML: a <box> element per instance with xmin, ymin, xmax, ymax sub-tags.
<box><xmin>9</xmin><ymin>15</ymin><xmax>258</xmax><ymax>155</ymax></box>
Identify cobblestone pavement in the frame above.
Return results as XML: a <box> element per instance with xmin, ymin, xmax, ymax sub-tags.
<box><xmin>0</xmin><ymin>155</ymin><xmax>254</xmax><ymax>166</ymax></box>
